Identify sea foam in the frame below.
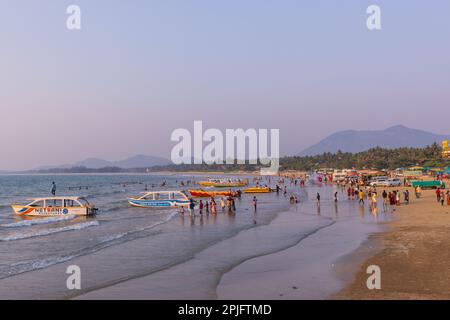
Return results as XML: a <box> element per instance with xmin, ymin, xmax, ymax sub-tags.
<box><xmin>0</xmin><ymin>221</ymin><xmax>99</xmax><ymax>241</ymax></box>
<box><xmin>0</xmin><ymin>215</ymin><xmax>77</xmax><ymax>228</ymax></box>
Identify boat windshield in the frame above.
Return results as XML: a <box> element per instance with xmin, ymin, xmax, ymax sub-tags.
<box><xmin>77</xmin><ymin>198</ymin><xmax>90</xmax><ymax>206</ymax></box>
<box><xmin>172</xmin><ymin>192</ymin><xmax>186</xmax><ymax>200</ymax></box>
<box><xmin>47</xmin><ymin>199</ymin><xmax>63</xmax><ymax>207</ymax></box>
<box><xmin>29</xmin><ymin>200</ymin><xmax>45</xmax><ymax>207</ymax></box>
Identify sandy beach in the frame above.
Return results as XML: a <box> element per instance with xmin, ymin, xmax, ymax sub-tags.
<box><xmin>216</xmin><ymin>185</ymin><xmax>450</xmax><ymax>300</ymax></box>
<box><xmin>335</xmin><ymin>186</ymin><xmax>450</xmax><ymax>299</ymax></box>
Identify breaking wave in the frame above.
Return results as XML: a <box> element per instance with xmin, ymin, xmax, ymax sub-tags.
<box><xmin>0</xmin><ymin>221</ymin><xmax>99</xmax><ymax>242</ymax></box>
<box><xmin>0</xmin><ymin>215</ymin><xmax>77</xmax><ymax>228</ymax></box>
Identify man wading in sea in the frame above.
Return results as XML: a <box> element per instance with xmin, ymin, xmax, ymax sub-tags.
<box><xmin>189</xmin><ymin>198</ymin><xmax>195</xmax><ymax>216</ymax></box>
<box><xmin>51</xmin><ymin>182</ymin><xmax>56</xmax><ymax>196</ymax></box>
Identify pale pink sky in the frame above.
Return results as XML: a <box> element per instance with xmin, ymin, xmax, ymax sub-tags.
<box><xmin>1</xmin><ymin>0</ymin><xmax>449</xmax><ymax>170</ymax></box>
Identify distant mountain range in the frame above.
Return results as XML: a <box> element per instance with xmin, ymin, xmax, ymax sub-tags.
<box><xmin>299</xmin><ymin>125</ymin><xmax>449</xmax><ymax>156</ymax></box>
<box><xmin>35</xmin><ymin>154</ymin><xmax>171</xmax><ymax>170</ymax></box>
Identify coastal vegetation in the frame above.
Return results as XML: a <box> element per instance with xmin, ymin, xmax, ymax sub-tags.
<box><xmin>24</xmin><ymin>144</ymin><xmax>450</xmax><ymax>174</ymax></box>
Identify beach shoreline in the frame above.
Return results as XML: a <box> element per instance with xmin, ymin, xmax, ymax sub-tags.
<box><xmin>334</xmin><ymin>187</ymin><xmax>450</xmax><ymax>299</ymax></box>
<box><xmin>215</xmin><ymin>201</ymin><xmax>387</xmax><ymax>300</ymax></box>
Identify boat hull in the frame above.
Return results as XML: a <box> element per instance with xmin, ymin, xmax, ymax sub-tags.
<box><xmin>11</xmin><ymin>205</ymin><xmax>95</xmax><ymax>217</ymax></box>
<box><xmin>243</xmin><ymin>187</ymin><xmax>271</xmax><ymax>194</ymax></box>
<box><xmin>198</xmin><ymin>182</ymin><xmax>247</xmax><ymax>188</ymax></box>
<box><xmin>189</xmin><ymin>190</ymin><xmax>232</xmax><ymax>198</ymax></box>
<box><xmin>128</xmin><ymin>199</ymin><xmax>190</xmax><ymax>208</ymax></box>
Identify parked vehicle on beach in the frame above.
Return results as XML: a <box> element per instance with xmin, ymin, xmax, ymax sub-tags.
<box><xmin>369</xmin><ymin>179</ymin><xmax>387</xmax><ymax>187</ymax></box>
<box><xmin>369</xmin><ymin>178</ymin><xmax>401</xmax><ymax>187</ymax></box>
<box><xmin>411</xmin><ymin>180</ymin><xmax>446</xmax><ymax>189</ymax></box>
<box><xmin>386</xmin><ymin>178</ymin><xmax>402</xmax><ymax>187</ymax></box>
<box><xmin>128</xmin><ymin>191</ymin><xmax>190</xmax><ymax>208</ymax></box>
<box><xmin>11</xmin><ymin>196</ymin><xmax>97</xmax><ymax>217</ymax></box>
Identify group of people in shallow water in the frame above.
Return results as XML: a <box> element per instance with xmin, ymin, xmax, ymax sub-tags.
<box><xmin>181</xmin><ymin>194</ymin><xmax>259</xmax><ymax>217</ymax></box>
<box><xmin>313</xmin><ymin>185</ymin><xmax>412</xmax><ymax>213</ymax></box>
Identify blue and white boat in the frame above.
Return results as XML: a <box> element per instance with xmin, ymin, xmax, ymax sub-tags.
<box><xmin>127</xmin><ymin>191</ymin><xmax>191</xmax><ymax>208</ymax></box>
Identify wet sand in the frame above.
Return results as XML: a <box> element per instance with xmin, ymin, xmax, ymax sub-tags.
<box><xmin>76</xmin><ymin>208</ymin><xmax>335</xmax><ymax>299</ymax></box>
<box><xmin>76</xmin><ymin>186</ymin><xmax>387</xmax><ymax>300</ymax></box>
<box><xmin>335</xmin><ymin>187</ymin><xmax>450</xmax><ymax>299</ymax></box>
<box><xmin>216</xmin><ymin>205</ymin><xmax>385</xmax><ymax>299</ymax></box>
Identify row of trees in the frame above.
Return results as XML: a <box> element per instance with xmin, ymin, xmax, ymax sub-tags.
<box><xmin>280</xmin><ymin>143</ymin><xmax>449</xmax><ymax>171</ymax></box>
<box><xmin>31</xmin><ymin>144</ymin><xmax>449</xmax><ymax>174</ymax></box>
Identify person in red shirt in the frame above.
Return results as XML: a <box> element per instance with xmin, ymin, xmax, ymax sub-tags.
<box><xmin>199</xmin><ymin>200</ymin><xmax>204</xmax><ymax>215</ymax></box>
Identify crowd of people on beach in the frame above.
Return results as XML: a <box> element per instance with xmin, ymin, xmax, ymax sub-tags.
<box><xmin>182</xmin><ymin>193</ymin><xmax>248</xmax><ymax>217</ymax></box>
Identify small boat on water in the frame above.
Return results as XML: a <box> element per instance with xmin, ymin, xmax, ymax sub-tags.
<box><xmin>11</xmin><ymin>197</ymin><xmax>97</xmax><ymax>217</ymax></box>
<box><xmin>189</xmin><ymin>189</ymin><xmax>232</xmax><ymax>198</ymax></box>
<box><xmin>128</xmin><ymin>191</ymin><xmax>190</xmax><ymax>208</ymax></box>
<box><xmin>243</xmin><ymin>186</ymin><xmax>272</xmax><ymax>194</ymax></box>
<box><xmin>198</xmin><ymin>178</ymin><xmax>248</xmax><ymax>188</ymax></box>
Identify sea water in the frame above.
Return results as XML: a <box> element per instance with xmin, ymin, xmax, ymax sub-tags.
<box><xmin>0</xmin><ymin>174</ymin><xmax>390</xmax><ymax>299</ymax></box>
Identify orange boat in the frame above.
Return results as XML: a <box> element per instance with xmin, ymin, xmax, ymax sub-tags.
<box><xmin>189</xmin><ymin>189</ymin><xmax>232</xmax><ymax>198</ymax></box>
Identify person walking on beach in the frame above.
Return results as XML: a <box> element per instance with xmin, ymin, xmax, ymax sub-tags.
<box><xmin>316</xmin><ymin>193</ymin><xmax>321</xmax><ymax>205</ymax></box>
<box><xmin>436</xmin><ymin>187</ymin><xmax>441</xmax><ymax>203</ymax></box>
<box><xmin>334</xmin><ymin>192</ymin><xmax>338</xmax><ymax>202</ymax></box>
<box><xmin>441</xmin><ymin>190</ymin><xmax>445</xmax><ymax>206</ymax></box>
<box><xmin>382</xmin><ymin>190</ymin><xmax>388</xmax><ymax>211</ymax></box>
<box><xmin>252</xmin><ymin>196</ymin><xmax>258</xmax><ymax>211</ymax></box>
<box><xmin>389</xmin><ymin>192</ymin><xmax>395</xmax><ymax>206</ymax></box>
<box><xmin>358</xmin><ymin>190</ymin><xmax>364</xmax><ymax>205</ymax></box>
<box><xmin>371</xmin><ymin>192</ymin><xmax>377</xmax><ymax>210</ymax></box>
<box><xmin>211</xmin><ymin>200</ymin><xmax>217</xmax><ymax>214</ymax></box>
<box><xmin>51</xmin><ymin>182</ymin><xmax>56</xmax><ymax>197</ymax></box>
<box><xmin>404</xmin><ymin>190</ymin><xmax>410</xmax><ymax>205</ymax></box>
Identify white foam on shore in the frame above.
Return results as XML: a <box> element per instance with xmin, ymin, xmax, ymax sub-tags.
<box><xmin>0</xmin><ymin>211</ymin><xmax>177</xmax><ymax>279</ymax></box>
<box><xmin>0</xmin><ymin>215</ymin><xmax>77</xmax><ymax>228</ymax></box>
<box><xmin>0</xmin><ymin>221</ymin><xmax>99</xmax><ymax>242</ymax></box>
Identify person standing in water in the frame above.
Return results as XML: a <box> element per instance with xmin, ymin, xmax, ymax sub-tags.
<box><xmin>316</xmin><ymin>193</ymin><xmax>321</xmax><ymax>205</ymax></box>
<box><xmin>51</xmin><ymin>182</ymin><xmax>56</xmax><ymax>196</ymax></box>
<box><xmin>382</xmin><ymin>190</ymin><xmax>388</xmax><ymax>211</ymax></box>
<box><xmin>189</xmin><ymin>198</ymin><xmax>195</xmax><ymax>216</ymax></box>
<box><xmin>199</xmin><ymin>200</ymin><xmax>204</xmax><ymax>215</ymax></box>
<box><xmin>252</xmin><ymin>196</ymin><xmax>258</xmax><ymax>210</ymax></box>
<box><xmin>358</xmin><ymin>190</ymin><xmax>364</xmax><ymax>205</ymax></box>
<box><xmin>211</xmin><ymin>200</ymin><xmax>217</xmax><ymax>214</ymax></box>
<box><xmin>334</xmin><ymin>192</ymin><xmax>338</xmax><ymax>202</ymax></box>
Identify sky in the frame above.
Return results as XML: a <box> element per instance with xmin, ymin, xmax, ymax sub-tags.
<box><xmin>0</xmin><ymin>0</ymin><xmax>449</xmax><ymax>170</ymax></box>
